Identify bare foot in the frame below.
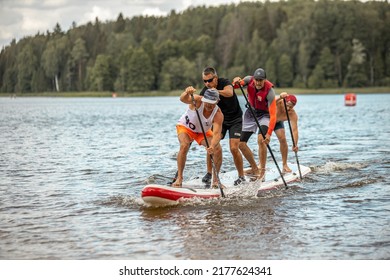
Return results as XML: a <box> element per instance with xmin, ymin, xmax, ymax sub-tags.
<box><xmin>283</xmin><ymin>166</ymin><xmax>292</xmax><ymax>173</ymax></box>
<box><xmin>249</xmin><ymin>167</ymin><xmax>262</xmax><ymax>182</ymax></box>
<box><xmin>211</xmin><ymin>182</ymin><xmax>226</xmax><ymax>189</ymax></box>
<box><xmin>171</xmin><ymin>178</ymin><xmax>182</xmax><ymax>187</ymax></box>
<box><xmin>259</xmin><ymin>168</ymin><xmax>266</xmax><ymax>182</ymax></box>
<box><xmin>251</xmin><ymin>168</ymin><xmax>265</xmax><ymax>182</ymax></box>
<box><xmin>244</xmin><ymin>168</ymin><xmax>253</xmax><ymax>175</ymax></box>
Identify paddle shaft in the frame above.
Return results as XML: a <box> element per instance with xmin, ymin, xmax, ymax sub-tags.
<box><xmin>190</xmin><ymin>93</ymin><xmax>225</xmax><ymax>198</ymax></box>
<box><xmin>169</xmin><ymin>171</ymin><xmax>179</xmax><ymax>185</ymax></box>
<box><xmin>283</xmin><ymin>98</ymin><xmax>302</xmax><ymax>179</ymax></box>
<box><xmin>238</xmin><ymin>83</ymin><xmax>287</xmax><ymax>188</ymax></box>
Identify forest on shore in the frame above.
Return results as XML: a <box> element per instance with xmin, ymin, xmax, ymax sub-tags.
<box><xmin>0</xmin><ymin>0</ymin><xmax>389</xmax><ymax>95</ymax></box>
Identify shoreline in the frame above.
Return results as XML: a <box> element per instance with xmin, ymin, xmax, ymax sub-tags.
<box><xmin>1</xmin><ymin>87</ymin><xmax>389</xmax><ymax>98</ymax></box>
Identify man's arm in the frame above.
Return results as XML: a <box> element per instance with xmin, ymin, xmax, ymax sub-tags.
<box><xmin>216</xmin><ymin>78</ymin><xmax>233</xmax><ymax>98</ymax></box>
<box><xmin>180</xmin><ymin>86</ymin><xmax>200</xmax><ymax>108</ymax></box>
<box><xmin>279</xmin><ymin>91</ymin><xmax>299</xmax><ymax>151</ymax></box>
<box><xmin>218</xmin><ymin>84</ymin><xmax>233</xmax><ymax>98</ymax></box>
<box><xmin>208</xmin><ymin>109</ymin><xmax>224</xmax><ymax>154</ymax></box>
<box><xmin>266</xmin><ymin>88</ymin><xmax>277</xmax><ymax>137</ymax></box>
<box><xmin>289</xmin><ymin>112</ymin><xmax>299</xmax><ymax>151</ymax></box>
<box><xmin>232</xmin><ymin>76</ymin><xmax>251</xmax><ymax>88</ymax></box>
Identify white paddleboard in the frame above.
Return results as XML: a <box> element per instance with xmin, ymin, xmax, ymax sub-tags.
<box><xmin>257</xmin><ymin>163</ymin><xmax>311</xmax><ymax>195</ymax></box>
<box><xmin>141</xmin><ymin>163</ymin><xmax>311</xmax><ymax>206</ymax></box>
<box><xmin>141</xmin><ymin>184</ymin><xmax>221</xmax><ymax>206</ymax></box>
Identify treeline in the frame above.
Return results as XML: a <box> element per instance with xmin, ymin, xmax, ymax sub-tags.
<box><xmin>0</xmin><ymin>0</ymin><xmax>389</xmax><ymax>94</ymax></box>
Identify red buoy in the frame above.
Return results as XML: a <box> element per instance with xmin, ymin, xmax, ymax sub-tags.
<box><xmin>345</xmin><ymin>93</ymin><xmax>356</xmax><ymax>106</ymax></box>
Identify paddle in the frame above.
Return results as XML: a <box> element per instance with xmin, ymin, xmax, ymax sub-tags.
<box><xmin>168</xmin><ymin>171</ymin><xmax>179</xmax><ymax>185</ymax></box>
<box><xmin>283</xmin><ymin>97</ymin><xmax>302</xmax><ymax>179</ymax></box>
<box><xmin>237</xmin><ymin>83</ymin><xmax>288</xmax><ymax>188</ymax></box>
<box><xmin>190</xmin><ymin>93</ymin><xmax>225</xmax><ymax>198</ymax></box>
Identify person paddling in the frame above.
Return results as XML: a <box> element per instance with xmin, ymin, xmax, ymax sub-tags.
<box><xmin>199</xmin><ymin>67</ymin><xmax>246</xmax><ymax>186</ymax></box>
<box><xmin>172</xmin><ymin>88</ymin><xmax>224</xmax><ymax>188</ymax></box>
<box><xmin>274</xmin><ymin>92</ymin><xmax>299</xmax><ymax>173</ymax></box>
<box><xmin>233</xmin><ymin>68</ymin><xmax>277</xmax><ymax>181</ymax></box>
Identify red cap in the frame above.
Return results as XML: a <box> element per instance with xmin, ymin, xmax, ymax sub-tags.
<box><xmin>286</xmin><ymin>95</ymin><xmax>297</xmax><ymax>105</ymax></box>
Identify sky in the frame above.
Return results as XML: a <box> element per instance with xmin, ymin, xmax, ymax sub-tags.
<box><xmin>0</xmin><ymin>0</ymin><xmax>251</xmax><ymax>50</ymax></box>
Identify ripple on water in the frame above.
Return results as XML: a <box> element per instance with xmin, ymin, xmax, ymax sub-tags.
<box><xmin>1</xmin><ymin>96</ymin><xmax>389</xmax><ymax>260</ymax></box>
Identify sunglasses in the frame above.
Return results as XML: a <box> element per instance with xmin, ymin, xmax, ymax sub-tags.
<box><xmin>203</xmin><ymin>77</ymin><xmax>214</xmax><ymax>83</ymax></box>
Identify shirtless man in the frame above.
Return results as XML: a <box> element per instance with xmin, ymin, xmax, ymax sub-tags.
<box><xmin>274</xmin><ymin>92</ymin><xmax>299</xmax><ymax>173</ymax></box>
<box><xmin>172</xmin><ymin>88</ymin><xmax>224</xmax><ymax>188</ymax></box>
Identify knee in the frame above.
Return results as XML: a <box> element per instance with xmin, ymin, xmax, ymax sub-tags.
<box><xmin>279</xmin><ymin>136</ymin><xmax>287</xmax><ymax>145</ymax></box>
<box><xmin>179</xmin><ymin>142</ymin><xmax>191</xmax><ymax>152</ymax></box>
<box><xmin>257</xmin><ymin>138</ymin><xmax>266</xmax><ymax>147</ymax></box>
<box><xmin>238</xmin><ymin>141</ymin><xmax>247</xmax><ymax>151</ymax></box>
<box><xmin>230</xmin><ymin>146</ymin><xmax>239</xmax><ymax>154</ymax></box>
<box><xmin>230</xmin><ymin>142</ymin><xmax>239</xmax><ymax>153</ymax></box>
<box><xmin>215</xmin><ymin>144</ymin><xmax>222</xmax><ymax>154</ymax></box>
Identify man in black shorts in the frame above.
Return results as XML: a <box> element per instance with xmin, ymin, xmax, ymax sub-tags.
<box><xmin>199</xmin><ymin>67</ymin><xmax>245</xmax><ymax>185</ymax></box>
<box><xmin>275</xmin><ymin>92</ymin><xmax>299</xmax><ymax>173</ymax></box>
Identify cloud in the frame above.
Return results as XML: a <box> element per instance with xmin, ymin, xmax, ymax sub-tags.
<box><xmin>0</xmin><ymin>0</ymin><xmax>243</xmax><ymax>49</ymax></box>
<box><xmin>142</xmin><ymin>7</ymin><xmax>168</xmax><ymax>17</ymax></box>
<box><xmin>0</xmin><ymin>6</ymin><xmax>22</xmax><ymax>26</ymax></box>
<box><xmin>81</xmin><ymin>6</ymin><xmax>114</xmax><ymax>23</ymax></box>
<box><xmin>42</xmin><ymin>0</ymin><xmax>69</xmax><ymax>8</ymax></box>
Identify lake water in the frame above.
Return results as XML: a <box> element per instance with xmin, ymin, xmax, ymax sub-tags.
<box><xmin>0</xmin><ymin>94</ymin><xmax>389</xmax><ymax>260</ymax></box>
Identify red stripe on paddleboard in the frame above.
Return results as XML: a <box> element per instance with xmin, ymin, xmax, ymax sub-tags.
<box><xmin>142</xmin><ymin>185</ymin><xmax>220</xmax><ymax>201</ymax></box>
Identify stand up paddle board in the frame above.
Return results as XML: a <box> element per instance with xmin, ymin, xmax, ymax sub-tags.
<box><xmin>141</xmin><ymin>163</ymin><xmax>311</xmax><ymax>206</ymax></box>
<box><xmin>257</xmin><ymin>163</ymin><xmax>311</xmax><ymax>195</ymax></box>
<box><xmin>141</xmin><ymin>184</ymin><xmax>221</xmax><ymax>206</ymax></box>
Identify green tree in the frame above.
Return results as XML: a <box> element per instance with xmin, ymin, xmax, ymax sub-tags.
<box><xmin>159</xmin><ymin>56</ymin><xmax>197</xmax><ymax>91</ymax></box>
<box><xmin>277</xmin><ymin>54</ymin><xmax>293</xmax><ymax>87</ymax></box>
<box><xmin>215</xmin><ymin>13</ymin><xmax>241</xmax><ymax>69</ymax></box>
<box><xmin>246</xmin><ymin>30</ymin><xmax>267</xmax><ymax>74</ymax></box>
<box><xmin>354</xmin><ymin>4</ymin><xmax>383</xmax><ymax>86</ymax></box>
<box><xmin>114</xmin><ymin>13</ymin><xmax>126</xmax><ymax>33</ymax></box>
<box><xmin>114</xmin><ymin>46</ymin><xmax>134</xmax><ymax>92</ymax></box>
<box><xmin>16</xmin><ymin>45</ymin><xmax>37</xmax><ymax>93</ymax></box>
<box><xmin>344</xmin><ymin>39</ymin><xmax>368</xmax><ymax>87</ymax></box>
<box><xmin>30</xmin><ymin>35</ymin><xmax>50</xmax><ymax>92</ymax></box>
<box><xmin>70</xmin><ymin>38</ymin><xmax>89</xmax><ymax>90</ymax></box>
<box><xmin>41</xmin><ymin>37</ymin><xmax>68</xmax><ymax>92</ymax></box>
<box><xmin>127</xmin><ymin>48</ymin><xmax>154</xmax><ymax>92</ymax></box>
<box><xmin>156</xmin><ymin>40</ymin><xmax>180</xmax><ymax>69</ymax></box>
<box><xmin>31</xmin><ymin>69</ymin><xmax>47</xmax><ymax>92</ymax></box>
<box><xmin>1</xmin><ymin>40</ymin><xmax>18</xmax><ymax>93</ymax></box>
<box><xmin>1</xmin><ymin>0</ymin><xmax>390</xmax><ymax>93</ymax></box>
<box><xmin>1</xmin><ymin>67</ymin><xmax>17</xmax><ymax>93</ymax></box>
<box><xmin>296</xmin><ymin>41</ymin><xmax>310</xmax><ymax>87</ymax></box>
<box><xmin>308</xmin><ymin>64</ymin><xmax>324</xmax><ymax>89</ymax></box>
<box><xmin>88</xmin><ymin>54</ymin><xmax>113</xmax><ymax>91</ymax></box>
<box><xmin>265</xmin><ymin>56</ymin><xmax>277</xmax><ymax>84</ymax></box>
<box><xmin>318</xmin><ymin>47</ymin><xmax>338</xmax><ymax>88</ymax></box>
<box><xmin>83</xmin><ymin>18</ymin><xmax>107</xmax><ymax>62</ymax></box>
<box><xmin>141</xmin><ymin>39</ymin><xmax>158</xmax><ymax>90</ymax></box>
<box><xmin>307</xmin><ymin>46</ymin><xmax>339</xmax><ymax>88</ymax></box>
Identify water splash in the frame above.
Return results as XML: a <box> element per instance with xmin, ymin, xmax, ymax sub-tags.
<box><xmin>99</xmin><ymin>195</ymin><xmax>145</xmax><ymax>208</ymax></box>
<box><xmin>312</xmin><ymin>161</ymin><xmax>368</xmax><ymax>173</ymax></box>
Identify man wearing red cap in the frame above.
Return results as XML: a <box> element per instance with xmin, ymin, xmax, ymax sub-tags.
<box><xmin>275</xmin><ymin>92</ymin><xmax>299</xmax><ymax>173</ymax></box>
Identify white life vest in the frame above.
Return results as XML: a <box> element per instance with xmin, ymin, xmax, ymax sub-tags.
<box><xmin>177</xmin><ymin>103</ymin><xmax>219</xmax><ymax>133</ymax></box>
